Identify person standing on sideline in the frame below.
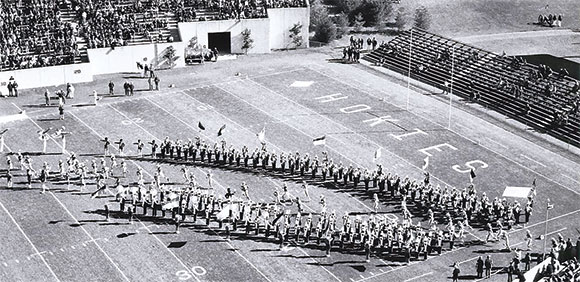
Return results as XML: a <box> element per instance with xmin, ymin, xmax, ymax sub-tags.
<box><xmin>485</xmin><ymin>255</ymin><xmax>493</xmax><ymax>278</ymax></box>
<box><xmin>154</xmin><ymin>76</ymin><xmax>160</xmax><ymax>90</ymax></box>
<box><xmin>108</xmin><ymin>80</ymin><xmax>115</xmax><ymax>95</ymax></box>
<box><xmin>476</xmin><ymin>256</ymin><xmax>484</xmax><ymax>278</ymax></box>
<box><xmin>44</xmin><ymin>89</ymin><xmax>50</xmax><ymax>106</ymax></box>
<box><xmin>452</xmin><ymin>262</ymin><xmax>460</xmax><ymax>282</ymax></box>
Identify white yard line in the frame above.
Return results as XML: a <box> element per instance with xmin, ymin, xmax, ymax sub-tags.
<box><xmin>0</xmin><ymin>201</ymin><xmax>61</xmax><ymax>282</ymax></box>
<box><xmin>68</xmin><ymin>110</ymin><xmax>202</xmax><ymax>282</ymax></box>
<box><xmin>83</xmin><ymin>107</ymin><xmax>273</xmax><ymax>282</ymax></box>
<box><xmin>403</xmin><ymin>272</ymin><xmax>433</xmax><ymax>282</ymax></box>
<box><xmin>48</xmin><ymin>192</ymin><xmax>130</xmax><ymax>281</ymax></box>
<box><xmin>10</xmin><ymin>103</ymin><xmax>131</xmax><ymax>282</ymax></box>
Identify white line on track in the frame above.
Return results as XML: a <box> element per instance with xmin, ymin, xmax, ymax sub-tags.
<box><xmin>403</xmin><ymin>272</ymin><xmax>433</xmax><ymax>282</ymax></box>
<box><xmin>0</xmin><ymin>201</ymin><xmax>60</xmax><ymax>282</ymax></box>
<box><xmin>68</xmin><ymin>111</ymin><xmax>202</xmax><ymax>282</ymax></box>
<box><xmin>520</xmin><ymin>154</ymin><xmax>547</xmax><ymax>168</ymax></box>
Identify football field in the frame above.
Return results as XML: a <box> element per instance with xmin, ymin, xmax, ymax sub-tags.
<box><xmin>1</xmin><ymin>53</ymin><xmax>580</xmax><ymax>282</ymax></box>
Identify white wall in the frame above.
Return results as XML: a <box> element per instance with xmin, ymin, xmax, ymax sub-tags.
<box><xmin>0</xmin><ymin>63</ymin><xmax>93</xmax><ymax>90</ymax></box>
<box><xmin>178</xmin><ymin>19</ymin><xmax>271</xmax><ymax>54</ymax></box>
<box><xmin>88</xmin><ymin>42</ymin><xmax>187</xmax><ymax>75</ymax></box>
<box><xmin>268</xmin><ymin>8</ymin><xmax>310</xmax><ymax>50</ymax></box>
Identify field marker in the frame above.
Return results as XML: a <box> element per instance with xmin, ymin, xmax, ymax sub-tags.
<box><xmin>404</xmin><ymin>272</ymin><xmax>433</xmax><ymax>282</ymax></box>
<box><xmin>14</xmin><ymin>259</ymin><xmax>19</xmax><ymax>264</ymax></box>
<box><xmin>520</xmin><ymin>154</ymin><xmax>547</xmax><ymax>168</ymax></box>
<box><xmin>0</xmin><ymin>200</ymin><xmax>61</xmax><ymax>281</ymax></box>
<box><xmin>350</xmin><ymin>278</ymin><xmax>355</xmax><ymax>282</ymax></box>
<box><xmin>2</xmin><ymin>262</ymin><xmax>7</xmax><ymax>267</ymax></box>
<box><xmin>359</xmin><ymin>274</ymin><xmax>365</xmax><ymax>279</ymax></box>
<box><xmin>69</xmin><ymin>111</ymin><xmax>202</xmax><ymax>282</ymax></box>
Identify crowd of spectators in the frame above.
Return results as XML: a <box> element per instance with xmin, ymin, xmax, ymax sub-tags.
<box><xmin>0</xmin><ymin>0</ymin><xmax>307</xmax><ymax>70</ymax></box>
<box><xmin>0</xmin><ymin>0</ymin><xmax>79</xmax><ymax>70</ymax></box>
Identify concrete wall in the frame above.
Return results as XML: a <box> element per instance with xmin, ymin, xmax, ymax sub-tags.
<box><xmin>88</xmin><ymin>42</ymin><xmax>187</xmax><ymax>75</ymax></box>
<box><xmin>268</xmin><ymin>8</ymin><xmax>310</xmax><ymax>49</ymax></box>
<box><xmin>0</xmin><ymin>63</ymin><xmax>93</xmax><ymax>90</ymax></box>
<box><xmin>178</xmin><ymin>19</ymin><xmax>271</xmax><ymax>54</ymax></box>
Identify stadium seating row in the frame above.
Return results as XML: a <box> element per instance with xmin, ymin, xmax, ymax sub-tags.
<box><xmin>0</xmin><ymin>0</ymin><xmax>306</xmax><ymax>71</ymax></box>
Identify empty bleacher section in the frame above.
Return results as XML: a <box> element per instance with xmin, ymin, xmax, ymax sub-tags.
<box><xmin>364</xmin><ymin>28</ymin><xmax>580</xmax><ymax>147</ymax></box>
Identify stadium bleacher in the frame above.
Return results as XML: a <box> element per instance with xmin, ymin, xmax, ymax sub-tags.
<box><xmin>364</xmin><ymin>28</ymin><xmax>580</xmax><ymax>148</ymax></box>
<box><xmin>0</xmin><ymin>0</ymin><xmax>306</xmax><ymax>71</ymax></box>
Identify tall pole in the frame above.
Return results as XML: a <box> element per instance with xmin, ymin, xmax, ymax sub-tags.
<box><xmin>542</xmin><ymin>199</ymin><xmax>550</xmax><ymax>259</ymax></box>
<box><xmin>448</xmin><ymin>45</ymin><xmax>455</xmax><ymax>129</ymax></box>
<box><xmin>406</xmin><ymin>29</ymin><xmax>413</xmax><ymax>111</ymax></box>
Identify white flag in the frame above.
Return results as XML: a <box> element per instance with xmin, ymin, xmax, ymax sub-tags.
<box><xmin>257</xmin><ymin>127</ymin><xmax>266</xmax><ymax>144</ymax></box>
<box><xmin>422</xmin><ymin>156</ymin><xmax>429</xmax><ymax>170</ymax></box>
<box><xmin>373</xmin><ymin>148</ymin><xmax>382</xmax><ymax>162</ymax></box>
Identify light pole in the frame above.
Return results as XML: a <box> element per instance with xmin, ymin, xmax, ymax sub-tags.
<box><xmin>406</xmin><ymin>29</ymin><xmax>413</xmax><ymax>111</ymax></box>
<box><xmin>448</xmin><ymin>45</ymin><xmax>455</xmax><ymax>129</ymax></box>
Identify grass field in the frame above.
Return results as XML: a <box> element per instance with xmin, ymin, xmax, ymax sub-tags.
<box><xmin>1</xmin><ymin>48</ymin><xmax>580</xmax><ymax>282</ymax></box>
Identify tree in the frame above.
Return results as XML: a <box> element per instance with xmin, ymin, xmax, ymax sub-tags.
<box><xmin>334</xmin><ymin>12</ymin><xmax>349</xmax><ymax>39</ymax></box>
<box><xmin>289</xmin><ymin>22</ymin><xmax>303</xmax><ymax>48</ymax></box>
<box><xmin>414</xmin><ymin>5</ymin><xmax>431</xmax><ymax>30</ymax></box>
<box><xmin>353</xmin><ymin>12</ymin><xmax>365</xmax><ymax>32</ymax></box>
<box><xmin>309</xmin><ymin>0</ymin><xmax>329</xmax><ymax>30</ymax></box>
<box><xmin>241</xmin><ymin>28</ymin><xmax>254</xmax><ymax>54</ymax></box>
<box><xmin>313</xmin><ymin>17</ymin><xmax>337</xmax><ymax>43</ymax></box>
<box><xmin>394</xmin><ymin>9</ymin><xmax>407</xmax><ymax>33</ymax></box>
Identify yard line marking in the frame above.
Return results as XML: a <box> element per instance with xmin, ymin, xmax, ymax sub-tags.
<box><xmin>0</xmin><ymin>201</ymin><xmax>61</xmax><ymax>282</ymax></box>
<box><xmin>404</xmin><ymin>272</ymin><xmax>433</xmax><ymax>282</ymax></box>
<box><xmin>359</xmin><ymin>274</ymin><xmax>365</xmax><ymax>279</ymax></box>
<box><xmin>2</xmin><ymin>262</ymin><xmax>6</xmax><ymax>267</ymax></box>
<box><xmin>68</xmin><ymin>111</ymin><xmax>201</xmax><ymax>282</ymax></box>
<box><xmin>350</xmin><ymin>278</ymin><xmax>355</xmax><ymax>282</ymax></box>
<box><xmin>486</xmin><ymin>138</ymin><xmax>508</xmax><ymax>149</ymax></box>
<box><xmin>457</xmin><ymin>256</ymin><xmax>479</xmax><ymax>265</ymax></box>
<box><xmin>10</xmin><ymin>103</ymin><xmax>130</xmax><ymax>281</ymax></box>
<box><xmin>48</xmin><ymin>192</ymin><xmax>130</xmax><ymax>282</ymax></box>
<box><xmin>369</xmin><ymin>272</ymin><xmax>374</xmax><ymax>276</ymax></box>
<box><xmin>306</xmin><ymin>66</ymin><xmax>580</xmax><ymax>197</ymax></box>
<box><xmin>380</xmin><ymin>269</ymin><xmax>385</xmax><ymax>273</ymax></box>
<box><xmin>545</xmin><ymin>227</ymin><xmax>567</xmax><ymax>237</ymax></box>
<box><xmin>14</xmin><ymin>259</ymin><xmax>19</xmax><ymax>264</ymax></box>
<box><xmin>520</xmin><ymin>154</ymin><xmax>547</xmax><ymax>168</ymax></box>
<box><xmin>509</xmin><ymin>208</ymin><xmax>580</xmax><ymax>235</ymax></box>
<box><xmin>561</xmin><ymin>174</ymin><xmax>580</xmax><ymax>185</ymax></box>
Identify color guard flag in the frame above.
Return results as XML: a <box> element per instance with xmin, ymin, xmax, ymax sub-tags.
<box><xmin>469</xmin><ymin>168</ymin><xmax>476</xmax><ymax>183</ymax></box>
<box><xmin>198</xmin><ymin>122</ymin><xmax>205</xmax><ymax>131</ymax></box>
<box><xmin>217</xmin><ymin>124</ymin><xmax>226</xmax><ymax>137</ymax></box>
<box><xmin>373</xmin><ymin>147</ymin><xmax>382</xmax><ymax>162</ymax></box>
<box><xmin>422</xmin><ymin>156</ymin><xmax>429</xmax><ymax>170</ymax></box>
<box><xmin>257</xmin><ymin>127</ymin><xmax>266</xmax><ymax>144</ymax></box>
<box><xmin>313</xmin><ymin>135</ymin><xmax>326</xmax><ymax>146</ymax></box>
